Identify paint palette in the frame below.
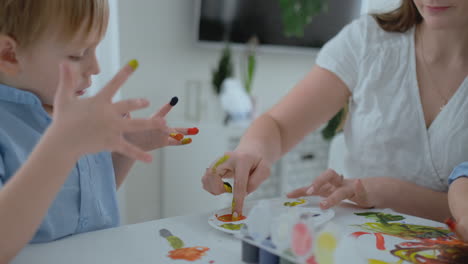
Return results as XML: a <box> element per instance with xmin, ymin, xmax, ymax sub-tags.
<box><xmin>208</xmin><ymin>202</ymin><xmax>254</xmax><ymax>235</ymax></box>
<box><xmin>208</xmin><ymin>197</ymin><xmax>333</xmax><ymax>235</ymax></box>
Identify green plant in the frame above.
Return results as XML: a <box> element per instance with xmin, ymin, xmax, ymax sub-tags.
<box><xmin>242</xmin><ymin>37</ymin><xmax>258</xmax><ymax>95</ymax></box>
<box><xmin>279</xmin><ymin>0</ymin><xmax>328</xmax><ymax>37</ymax></box>
<box><xmin>212</xmin><ymin>45</ymin><xmax>234</xmax><ymax>95</ymax></box>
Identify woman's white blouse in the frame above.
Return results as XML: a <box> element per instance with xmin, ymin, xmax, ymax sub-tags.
<box><xmin>316</xmin><ymin>15</ymin><xmax>468</xmax><ymax>192</ymax></box>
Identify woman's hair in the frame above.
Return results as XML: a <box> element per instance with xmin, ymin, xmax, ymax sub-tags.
<box><xmin>372</xmin><ymin>0</ymin><xmax>423</xmax><ymax>32</ymax></box>
<box><xmin>0</xmin><ymin>0</ymin><xmax>109</xmax><ymax>48</ymax></box>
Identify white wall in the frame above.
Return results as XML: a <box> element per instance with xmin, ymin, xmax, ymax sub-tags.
<box><xmin>117</xmin><ymin>0</ymin><xmax>401</xmax><ymax>224</ymax></box>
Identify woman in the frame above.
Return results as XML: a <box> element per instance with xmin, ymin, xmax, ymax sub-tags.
<box><xmin>202</xmin><ymin>0</ymin><xmax>468</xmax><ymax>222</ymax></box>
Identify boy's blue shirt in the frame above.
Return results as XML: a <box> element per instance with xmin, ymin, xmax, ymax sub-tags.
<box><xmin>0</xmin><ymin>84</ymin><xmax>119</xmax><ymax>243</ymax></box>
<box><xmin>448</xmin><ymin>162</ymin><xmax>468</xmax><ymax>185</ymax></box>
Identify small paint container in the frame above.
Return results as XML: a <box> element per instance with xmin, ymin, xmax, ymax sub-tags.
<box><xmin>242</xmin><ymin>240</ymin><xmax>259</xmax><ymax>264</ymax></box>
<box><xmin>259</xmin><ymin>248</ymin><xmax>279</xmax><ymax>264</ymax></box>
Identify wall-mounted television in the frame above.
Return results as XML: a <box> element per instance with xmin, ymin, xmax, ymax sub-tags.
<box><xmin>195</xmin><ymin>0</ymin><xmax>363</xmax><ymax>53</ymax></box>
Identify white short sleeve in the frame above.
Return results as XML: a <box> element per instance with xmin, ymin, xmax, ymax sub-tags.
<box><xmin>316</xmin><ymin>16</ymin><xmax>370</xmax><ymax>92</ymax></box>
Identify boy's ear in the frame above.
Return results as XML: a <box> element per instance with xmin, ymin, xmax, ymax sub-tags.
<box><xmin>0</xmin><ymin>35</ymin><xmax>20</xmax><ymax>76</ymax></box>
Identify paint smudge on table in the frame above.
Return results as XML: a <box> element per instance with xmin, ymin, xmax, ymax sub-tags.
<box><xmin>159</xmin><ymin>228</ymin><xmax>210</xmax><ymax>262</ymax></box>
<box><xmin>168</xmin><ymin>246</ymin><xmax>210</xmax><ymax>261</ymax></box>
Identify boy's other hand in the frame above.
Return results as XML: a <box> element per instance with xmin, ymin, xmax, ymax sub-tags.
<box><xmin>121</xmin><ymin>98</ymin><xmax>199</xmax><ymax>152</ymax></box>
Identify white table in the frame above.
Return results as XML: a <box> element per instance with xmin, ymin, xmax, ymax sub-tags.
<box><xmin>12</xmin><ymin>203</ymin><xmax>447</xmax><ymax>264</ymax></box>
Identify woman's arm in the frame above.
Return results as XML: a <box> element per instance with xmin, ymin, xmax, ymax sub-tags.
<box><xmin>204</xmin><ymin>66</ymin><xmax>351</xmax><ymax>215</ymax></box>
<box><xmin>366</xmin><ymin>177</ymin><xmax>450</xmax><ymax>222</ymax></box>
<box><xmin>237</xmin><ymin>66</ymin><xmax>351</xmax><ymax>163</ymax></box>
<box><xmin>448</xmin><ymin>178</ymin><xmax>468</xmax><ymax>239</ymax></box>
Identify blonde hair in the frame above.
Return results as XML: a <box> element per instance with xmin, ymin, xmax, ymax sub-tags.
<box><xmin>0</xmin><ymin>0</ymin><xmax>109</xmax><ymax>48</ymax></box>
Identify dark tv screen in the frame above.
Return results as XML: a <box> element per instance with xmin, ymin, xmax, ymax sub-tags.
<box><xmin>197</xmin><ymin>0</ymin><xmax>362</xmax><ymax>49</ymax></box>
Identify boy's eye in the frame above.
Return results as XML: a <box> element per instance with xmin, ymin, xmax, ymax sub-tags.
<box><xmin>68</xmin><ymin>55</ymin><xmax>83</xmax><ymax>61</ymax></box>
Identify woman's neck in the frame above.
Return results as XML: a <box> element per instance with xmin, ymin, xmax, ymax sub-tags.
<box><xmin>417</xmin><ymin>22</ymin><xmax>468</xmax><ymax>68</ymax></box>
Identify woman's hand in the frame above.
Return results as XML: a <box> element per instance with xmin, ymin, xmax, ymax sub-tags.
<box><xmin>202</xmin><ymin>151</ymin><xmax>272</xmax><ymax>216</ymax></box>
<box><xmin>287</xmin><ymin>169</ymin><xmax>375</xmax><ymax>209</ymax></box>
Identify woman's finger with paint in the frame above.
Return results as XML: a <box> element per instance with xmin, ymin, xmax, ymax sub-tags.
<box><xmin>201</xmin><ymin>168</ymin><xmax>226</xmax><ymax>195</ymax></box>
<box><xmin>232</xmin><ymin>155</ymin><xmax>251</xmax><ymax>219</ymax></box>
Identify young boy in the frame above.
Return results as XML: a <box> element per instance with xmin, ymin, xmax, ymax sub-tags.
<box><xmin>0</xmin><ymin>0</ymin><xmax>197</xmax><ymax>262</ymax></box>
<box><xmin>448</xmin><ymin>162</ymin><xmax>468</xmax><ymax>242</ymax></box>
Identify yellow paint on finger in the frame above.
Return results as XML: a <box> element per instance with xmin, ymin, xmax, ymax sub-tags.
<box><xmin>128</xmin><ymin>59</ymin><xmax>139</xmax><ymax>70</ymax></box>
<box><xmin>181</xmin><ymin>138</ymin><xmax>192</xmax><ymax>145</ymax></box>
<box><xmin>213</xmin><ymin>155</ymin><xmax>229</xmax><ymax>172</ymax></box>
<box><xmin>223</xmin><ymin>182</ymin><xmax>232</xmax><ymax>193</ymax></box>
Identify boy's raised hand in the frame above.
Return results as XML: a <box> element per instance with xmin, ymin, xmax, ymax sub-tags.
<box><xmin>52</xmin><ymin>61</ymin><xmax>168</xmax><ymax>163</ymax></box>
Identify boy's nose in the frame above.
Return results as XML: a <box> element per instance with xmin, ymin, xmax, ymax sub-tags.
<box><xmin>87</xmin><ymin>54</ymin><xmax>101</xmax><ymax>76</ymax></box>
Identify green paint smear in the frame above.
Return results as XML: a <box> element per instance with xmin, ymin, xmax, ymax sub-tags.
<box><xmin>355</xmin><ymin>212</ymin><xmax>405</xmax><ymax>225</ymax></box>
<box><xmin>220</xmin><ymin>223</ymin><xmax>244</xmax><ymax>231</ymax></box>
<box><xmin>283</xmin><ymin>199</ymin><xmax>306</xmax><ymax>207</ymax></box>
<box><xmin>354</xmin><ymin>222</ymin><xmax>450</xmax><ymax>240</ymax></box>
<box><xmin>166</xmin><ymin>236</ymin><xmax>185</xmax><ymax>249</ymax></box>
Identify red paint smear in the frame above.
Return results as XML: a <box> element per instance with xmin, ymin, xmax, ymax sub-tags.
<box><xmin>306</xmin><ymin>255</ymin><xmax>318</xmax><ymax>264</ymax></box>
<box><xmin>292</xmin><ymin>223</ymin><xmax>313</xmax><ymax>256</ymax></box>
<box><xmin>445</xmin><ymin>217</ymin><xmax>457</xmax><ymax>232</ymax></box>
<box><xmin>188</xmin><ymin>127</ymin><xmax>199</xmax><ymax>135</ymax></box>
<box><xmin>351</xmin><ymin>232</ymin><xmax>385</xmax><ymax>250</ymax></box>
<box><xmin>374</xmin><ymin>233</ymin><xmax>386</xmax><ymax>250</ymax></box>
<box><xmin>209</xmin><ymin>261</ymin><xmax>215</xmax><ymax>264</ymax></box>
<box><xmin>168</xmin><ymin>246</ymin><xmax>209</xmax><ymax>261</ymax></box>
<box><xmin>217</xmin><ymin>214</ymin><xmax>246</xmax><ymax>222</ymax></box>
<box><xmin>351</xmin><ymin>231</ymin><xmax>370</xmax><ymax>238</ymax></box>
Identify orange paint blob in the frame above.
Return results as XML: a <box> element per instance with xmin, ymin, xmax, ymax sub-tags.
<box><xmin>170</xmin><ymin>133</ymin><xmax>184</xmax><ymax>141</ymax></box>
<box><xmin>168</xmin><ymin>246</ymin><xmax>209</xmax><ymax>261</ymax></box>
<box><xmin>217</xmin><ymin>214</ymin><xmax>246</xmax><ymax>222</ymax></box>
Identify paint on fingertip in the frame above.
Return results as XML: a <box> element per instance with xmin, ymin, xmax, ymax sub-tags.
<box><xmin>213</xmin><ymin>155</ymin><xmax>229</xmax><ymax>170</ymax></box>
<box><xmin>223</xmin><ymin>182</ymin><xmax>233</xmax><ymax>193</ymax></box>
<box><xmin>128</xmin><ymin>59</ymin><xmax>139</xmax><ymax>71</ymax></box>
<box><xmin>187</xmin><ymin>127</ymin><xmax>199</xmax><ymax>135</ymax></box>
<box><xmin>170</xmin><ymin>96</ymin><xmax>179</xmax><ymax>106</ymax></box>
<box><xmin>170</xmin><ymin>133</ymin><xmax>184</xmax><ymax>141</ymax></box>
<box><xmin>181</xmin><ymin>138</ymin><xmax>192</xmax><ymax>145</ymax></box>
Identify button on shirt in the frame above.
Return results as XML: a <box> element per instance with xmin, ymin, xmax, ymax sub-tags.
<box><xmin>0</xmin><ymin>84</ymin><xmax>120</xmax><ymax>243</ymax></box>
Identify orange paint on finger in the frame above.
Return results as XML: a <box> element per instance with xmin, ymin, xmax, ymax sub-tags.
<box><xmin>181</xmin><ymin>138</ymin><xmax>192</xmax><ymax>145</ymax></box>
<box><xmin>216</xmin><ymin>214</ymin><xmax>246</xmax><ymax>222</ymax></box>
<box><xmin>168</xmin><ymin>246</ymin><xmax>209</xmax><ymax>261</ymax></box>
<box><xmin>187</xmin><ymin>127</ymin><xmax>199</xmax><ymax>135</ymax></box>
<box><xmin>170</xmin><ymin>133</ymin><xmax>184</xmax><ymax>141</ymax></box>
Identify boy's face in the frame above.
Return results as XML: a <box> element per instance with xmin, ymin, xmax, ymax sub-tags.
<box><xmin>14</xmin><ymin>25</ymin><xmax>103</xmax><ymax>106</ymax></box>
